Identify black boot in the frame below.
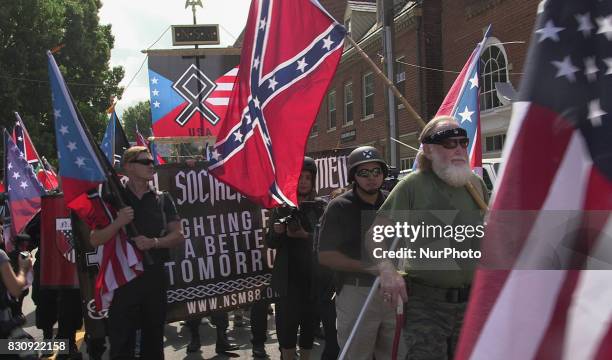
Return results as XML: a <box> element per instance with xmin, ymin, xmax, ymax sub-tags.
<box><xmin>215</xmin><ymin>327</ymin><xmax>239</xmax><ymax>354</ymax></box>
<box><xmin>186</xmin><ymin>326</ymin><xmax>201</xmax><ymax>353</ymax></box>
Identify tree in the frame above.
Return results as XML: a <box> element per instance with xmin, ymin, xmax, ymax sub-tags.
<box><xmin>121</xmin><ymin>100</ymin><xmax>152</xmax><ymax>141</ymax></box>
<box><xmin>0</xmin><ymin>0</ymin><xmax>124</xmax><ymax>162</ymax></box>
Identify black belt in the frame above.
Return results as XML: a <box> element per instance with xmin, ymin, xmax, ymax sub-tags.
<box><xmin>408</xmin><ymin>281</ymin><xmax>471</xmax><ymax>303</ymax></box>
<box><xmin>342</xmin><ymin>276</ymin><xmax>375</xmax><ymax>287</ymax></box>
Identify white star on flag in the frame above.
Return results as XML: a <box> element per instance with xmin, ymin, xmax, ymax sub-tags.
<box><xmin>19</xmin><ymin>181</ymin><xmax>28</xmax><ymax>189</ymax></box>
<box><xmin>59</xmin><ymin>125</ymin><xmax>69</xmax><ymax>135</ymax></box>
<box><xmin>253</xmin><ymin>97</ymin><xmax>260</xmax><ymax>108</ymax></box>
<box><xmin>268</xmin><ymin>77</ymin><xmax>278</xmax><ymax>91</ymax></box>
<box><xmin>322</xmin><ymin>36</ymin><xmax>334</xmax><ymax>50</ymax></box>
<box><xmin>67</xmin><ymin>141</ymin><xmax>77</xmax><ymax>151</ymax></box>
<box><xmin>245</xmin><ymin>114</ymin><xmax>252</xmax><ymax>124</ymax></box>
<box><xmin>233</xmin><ymin>130</ymin><xmax>244</xmax><ymax>142</ymax></box>
<box><xmin>152</xmin><ymin>89</ymin><xmax>160</xmax><ymax>96</ymax></box>
<box><xmin>153</xmin><ymin>101</ymin><xmax>161</xmax><ymax>108</ymax></box>
<box><xmin>469</xmin><ymin>73</ymin><xmax>479</xmax><ymax>89</ymax></box>
<box><xmin>17</xmin><ymin>136</ymin><xmax>22</xmax><ymax>141</ymax></box>
<box><xmin>297</xmin><ymin>58</ymin><xmax>308</xmax><ymax>73</ymax></box>
<box><xmin>7</xmin><ymin>163</ymin><xmax>12</xmax><ymax>170</ymax></box>
<box><xmin>259</xmin><ymin>18</ymin><xmax>266</xmax><ymax>30</ymax></box>
<box><xmin>596</xmin><ymin>15</ymin><xmax>612</xmax><ymax>40</ymax></box>
<box><xmin>551</xmin><ymin>55</ymin><xmax>580</xmax><ymax>82</ymax></box>
<box><xmin>12</xmin><ymin>172</ymin><xmax>20</xmax><ymax>179</ymax></box>
<box><xmin>54</xmin><ymin>109</ymin><xmax>62</xmax><ymax>118</ymax></box>
<box><xmin>75</xmin><ymin>157</ymin><xmax>86</xmax><ymax>167</ymax></box>
<box><xmin>458</xmin><ymin>106</ymin><xmax>474</xmax><ymax>123</ymax></box>
<box><xmin>254</xmin><ymin>57</ymin><xmax>260</xmax><ymax>70</ymax></box>
<box><xmin>587</xmin><ymin>98</ymin><xmax>606</xmax><ymax>127</ymax></box>
<box><xmin>576</xmin><ymin>13</ymin><xmax>594</xmax><ymax>37</ymax></box>
<box><xmin>211</xmin><ymin>149</ymin><xmax>220</xmax><ymax>160</ymax></box>
<box><xmin>535</xmin><ymin>19</ymin><xmax>565</xmax><ymax>42</ymax></box>
<box><xmin>151</xmin><ymin>77</ymin><xmax>159</xmax><ymax>84</ymax></box>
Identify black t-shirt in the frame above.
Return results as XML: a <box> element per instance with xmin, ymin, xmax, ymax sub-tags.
<box><xmin>124</xmin><ymin>188</ymin><xmax>180</xmax><ymax>267</ymax></box>
<box><xmin>318</xmin><ymin>188</ymin><xmax>387</xmax><ymax>282</ymax></box>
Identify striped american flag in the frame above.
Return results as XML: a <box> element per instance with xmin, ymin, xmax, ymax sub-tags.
<box><xmin>456</xmin><ymin>1</ymin><xmax>612</xmax><ymax>359</ymax></box>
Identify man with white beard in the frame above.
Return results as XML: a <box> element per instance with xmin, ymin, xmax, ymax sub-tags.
<box><xmin>369</xmin><ymin>115</ymin><xmax>489</xmax><ymax>359</ymax></box>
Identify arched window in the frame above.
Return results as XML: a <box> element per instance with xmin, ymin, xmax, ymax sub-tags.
<box><xmin>479</xmin><ymin>39</ymin><xmax>509</xmax><ymax>111</ymax></box>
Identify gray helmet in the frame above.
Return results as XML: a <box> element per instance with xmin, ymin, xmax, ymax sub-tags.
<box><xmin>347</xmin><ymin>146</ymin><xmax>388</xmax><ymax>182</ymax></box>
<box><xmin>303</xmin><ymin>156</ymin><xmax>317</xmax><ymax>176</ymax></box>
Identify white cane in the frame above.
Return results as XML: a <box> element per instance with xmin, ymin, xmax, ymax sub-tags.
<box><xmin>338</xmin><ymin>235</ymin><xmax>402</xmax><ymax>360</ymax></box>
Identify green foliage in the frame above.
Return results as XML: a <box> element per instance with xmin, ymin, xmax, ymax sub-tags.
<box><xmin>0</xmin><ymin>0</ymin><xmax>124</xmax><ymax>162</ymax></box>
<box><xmin>121</xmin><ymin>100</ymin><xmax>152</xmax><ymax>141</ymax></box>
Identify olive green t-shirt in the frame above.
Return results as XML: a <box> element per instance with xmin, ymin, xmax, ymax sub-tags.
<box><xmin>377</xmin><ymin>170</ymin><xmax>489</xmax><ymax>288</ymax></box>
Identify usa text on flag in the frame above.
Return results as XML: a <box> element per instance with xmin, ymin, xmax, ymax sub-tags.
<box><xmin>208</xmin><ymin>0</ymin><xmax>346</xmax><ymax>208</ymax></box>
<box><xmin>456</xmin><ymin>2</ymin><xmax>612</xmax><ymax>360</ymax></box>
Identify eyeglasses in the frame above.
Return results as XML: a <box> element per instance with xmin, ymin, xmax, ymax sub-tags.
<box><xmin>130</xmin><ymin>158</ymin><xmax>154</xmax><ymax>166</ymax></box>
<box><xmin>356</xmin><ymin>168</ymin><xmax>383</xmax><ymax>178</ymax></box>
<box><xmin>434</xmin><ymin>138</ymin><xmax>469</xmax><ymax>149</ymax></box>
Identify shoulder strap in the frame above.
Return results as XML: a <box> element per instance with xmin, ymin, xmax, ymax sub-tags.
<box><xmin>158</xmin><ymin>191</ymin><xmax>167</xmax><ymax>235</ymax></box>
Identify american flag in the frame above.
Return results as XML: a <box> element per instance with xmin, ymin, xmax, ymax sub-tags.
<box><xmin>208</xmin><ymin>0</ymin><xmax>345</xmax><ymax>207</ymax></box>
<box><xmin>456</xmin><ymin>1</ymin><xmax>612</xmax><ymax>359</ymax></box>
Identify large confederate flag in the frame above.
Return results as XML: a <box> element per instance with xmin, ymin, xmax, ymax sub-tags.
<box><xmin>208</xmin><ymin>0</ymin><xmax>346</xmax><ymax>208</ymax></box>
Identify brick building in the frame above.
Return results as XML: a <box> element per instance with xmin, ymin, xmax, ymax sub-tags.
<box><xmin>307</xmin><ymin>0</ymin><xmax>540</xmax><ymax>170</ymax></box>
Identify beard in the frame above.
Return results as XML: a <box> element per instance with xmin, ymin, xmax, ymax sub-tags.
<box><xmin>431</xmin><ymin>151</ymin><xmax>472</xmax><ymax>187</ymax></box>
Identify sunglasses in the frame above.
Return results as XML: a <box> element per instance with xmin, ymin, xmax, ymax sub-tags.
<box><xmin>434</xmin><ymin>138</ymin><xmax>469</xmax><ymax>149</ymax></box>
<box><xmin>130</xmin><ymin>158</ymin><xmax>154</xmax><ymax>166</ymax></box>
<box><xmin>356</xmin><ymin>168</ymin><xmax>383</xmax><ymax>178</ymax></box>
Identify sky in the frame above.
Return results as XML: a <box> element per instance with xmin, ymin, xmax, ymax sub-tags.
<box><xmin>99</xmin><ymin>0</ymin><xmax>251</xmax><ymax>116</ymax></box>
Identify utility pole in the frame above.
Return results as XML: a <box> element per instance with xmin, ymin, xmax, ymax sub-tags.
<box><xmin>380</xmin><ymin>0</ymin><xmax>398</xmax><ymax>168</ymax></box>
<box><xmin>185</xmin><ymin>0</ymin><xmax>205</xmax><ymax>136</ymax></box>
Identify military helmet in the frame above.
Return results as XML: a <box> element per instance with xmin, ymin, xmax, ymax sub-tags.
<box><xmin>347</xmin><ymin>146</ymin><xmax>388</xmax><ymax>182</ymax></box>
<box><xmin>302</xmin><ymin>156</ymin><xmax>317</xmax><ymax>176</ymax></box>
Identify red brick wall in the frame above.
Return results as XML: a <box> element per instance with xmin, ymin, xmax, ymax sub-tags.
<box><xmin>440</xmin><ymin>0</ymin><xmax>539</xmax><ymax>92</ymax></box>
<box><xmin>307</xmin><ymin>0</ymin><xmax>540</xmax><ymax>160</ymax></box>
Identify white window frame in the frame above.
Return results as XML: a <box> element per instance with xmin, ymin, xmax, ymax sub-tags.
<box><xmin>327</xmin><ymin>90</ymin><xmax>337</xmax><ymax>131</ymax></box>
<box><xmin>344</xmin><ymin>82</ymin><xmax>354</xmax><ymax>126</ymax></box>
<box><xmin>479</xmin><ymin>37</ymin><xmax>510</xmax><ymax>111</ymax></box>
<box><xmin>362</xmin><ymin>72</ymin><xmax>375</xmax><ymax>119</ymax></box>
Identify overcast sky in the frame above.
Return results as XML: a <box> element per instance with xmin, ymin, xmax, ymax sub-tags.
<box><xmin>99</xmin><ymin>0</ymin><xmax>251</xmax><ymax>115</ymax></box>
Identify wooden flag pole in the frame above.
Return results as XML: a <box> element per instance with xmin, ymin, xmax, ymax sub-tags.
<box><xmin>344</xmin><ymin>34</ymin><xmax>488</xmax><ymax>212</ymax></box>
<box><xmin>345</xmin><ymin>35</ymin><xmax>427</xmax><ymax>129</ymax></box>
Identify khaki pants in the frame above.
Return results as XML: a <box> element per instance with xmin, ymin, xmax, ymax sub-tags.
<box><xmin>336</xmin><ymin>285</ymin><xmax>406</xmax><ymax>360</ymax></box>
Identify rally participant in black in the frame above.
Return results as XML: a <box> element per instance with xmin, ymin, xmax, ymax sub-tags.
<box><xmin>267</xmin><ymin>157</ymin><xmax>327</xmax><ymax>360</ymax></box>
<box><xmin>90</xmin><ymin>146</ymin><xmax>184</xmax><ymax>360</ymax></box>
<box><xmin>28</xmin><ymin>213</ymin><xmax>83</xmax><ymax>359</ymax></box>
<box><xmin>184</xmin><ymin>312</ymin><xmax>238</xmax><ymax>354</ymax></box>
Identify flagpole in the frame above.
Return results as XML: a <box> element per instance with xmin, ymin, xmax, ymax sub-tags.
<box><xmin>65</xmin><ymin>89</ymin><xmax>154</xmax><ymax>265</ymax></box>
<box><xmin>345</xmin><ymin>34</ymin><xmax>427</xmax><ymax>129</ymax></box>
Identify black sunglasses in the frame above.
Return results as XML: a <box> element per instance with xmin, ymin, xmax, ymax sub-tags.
<box><xmin>435</xmin><ymin>138</ymin><xmax>469</xmax><ymax>149</ymax></box>
<box><xmin>356</xmin><ymin>168</ymin><xmax>383</xmax><ymax>178</ymax></box>
<box><xmin>130</xmin><ymin>158</ymin><xmax>154</xmax><ymax>166</ymax></box>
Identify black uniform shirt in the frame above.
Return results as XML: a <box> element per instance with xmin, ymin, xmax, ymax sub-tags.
<box><xmin>124</xmin><ymin>187</ymin><xmax>180</xmax><ymax>267</ymax></box>
<box><xmin>318</xmin><ymin>187</ymin><xmax>387</xmax><ymax>283</ymax></box>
